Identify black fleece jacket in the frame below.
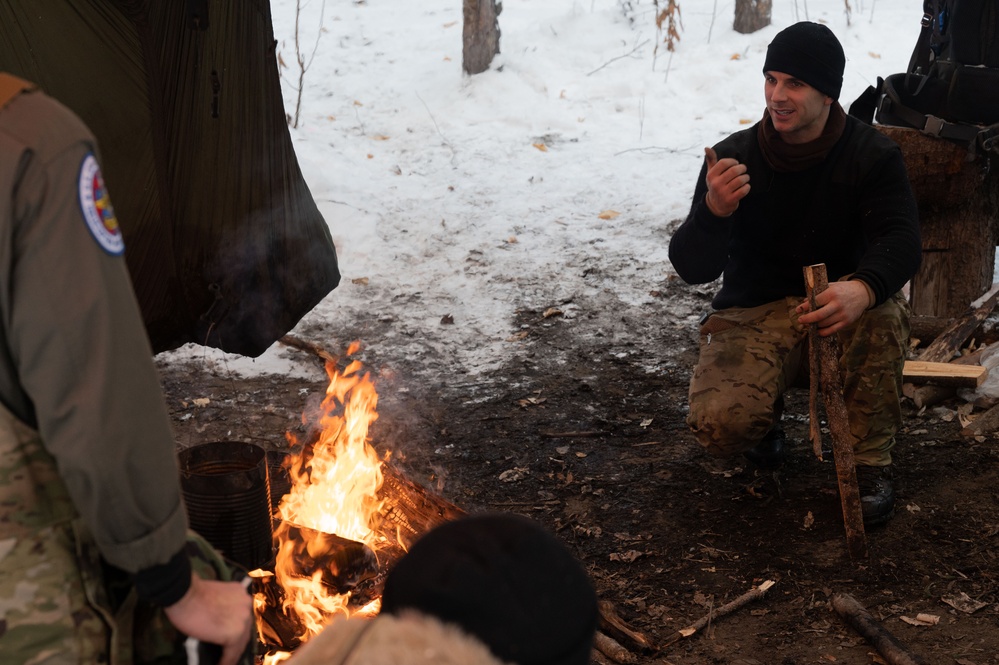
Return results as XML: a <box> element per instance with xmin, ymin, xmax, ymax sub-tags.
<box><xmin>668</xmin><ymin>115</ymin><xmax>921</xmax><ymax>310</ymax></box>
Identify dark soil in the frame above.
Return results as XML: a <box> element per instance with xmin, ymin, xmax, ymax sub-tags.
<box><xmin>157</xmin><ymin>275</ymin><xmax>999</xmax><ymax>665</ymax></box>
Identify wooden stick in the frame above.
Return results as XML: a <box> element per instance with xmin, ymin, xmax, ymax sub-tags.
<box><xmin>808</xmin><ymin>284</ymin><xmax>823</xmax><ymax>460</ymax></box>
<box><xmin>593</xmin><ymin>631</ymin><xmax>637</xmax><ymax>664</ymax></box>
<box><xmin>831</xmin><ymin>593</ymin><xmax>929</xmax><ymax>665</ymax></box>
<box><xmin>598</xmin><ymin>600</ymin><xmax>654</xmax><ymax>652</ymax></box>
<box><xmin>663</xmin><ymin>580</ymin><xmax>776</xmax><ymax>646</ymax></box>
<box><xmin>278</xmin><ymin>334</ymin><xmax>338</xmax><ymax>365</ymax></box>
<box><xmin>803</xmin><ymin>264</ymin><xmax>868</xmax><ymax>560</ymax></box>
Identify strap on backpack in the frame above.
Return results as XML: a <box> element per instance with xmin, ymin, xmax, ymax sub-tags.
<box><xmin>908</xmin><ymin>0</ymin><xmax>941</xmax><ymax>74</ymax></box>
<box><xmin>878</xmin><ymin>73</ymin><xmax>999</xmax><ymax>153</ymax></box>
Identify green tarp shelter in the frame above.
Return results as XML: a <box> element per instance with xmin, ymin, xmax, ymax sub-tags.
<box><xmin>1</xmin><ymin>0</ymin><xmax>340</xmax><ymax>357</ymax></box>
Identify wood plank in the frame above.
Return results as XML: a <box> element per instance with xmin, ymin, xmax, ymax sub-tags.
<box><xmin>903</xmin><ymin>360</ymin><xmax>987</xmax><ymax>387</ymax></box>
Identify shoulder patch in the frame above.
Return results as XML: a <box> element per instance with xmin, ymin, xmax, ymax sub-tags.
<box><xmin>77</xmin><ymin>152</ymin><xmax>124</xmax><ymax>256</ymax></box>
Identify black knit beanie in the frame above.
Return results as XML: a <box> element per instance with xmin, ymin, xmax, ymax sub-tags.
<box><xmin>380</xmin><ymin>513</ymin><xmax>598</xmax><ymax>665</ymax></box>
<box><xmin>762</xmin><ymin>21</ymin><xmax>846</xmax><ymax>99</ymax></box>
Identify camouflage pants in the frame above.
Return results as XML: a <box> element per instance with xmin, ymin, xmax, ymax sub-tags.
<box><xmin>0</xmin><ymin>524</ymin><xmax>249</xmax><ymax>665</ymax></box>
<box><xmin>687</xmin><ymin>292</ymin><xmax>910</xmax><ymax>466</ymax></box>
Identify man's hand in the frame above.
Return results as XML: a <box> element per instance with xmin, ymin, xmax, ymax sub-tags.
<box><xmin>163</xmin><ymin>574</ymin><xmax>253</xmax><ymax>665</ymax></box>
<box><xmin>796</xmin><ymin>280</ymin><xmax>873</xmax><ymax>337</ymax></box>
<box><xmin>703</xmin><ymin>146</ymin><xmax>750</xmax><ymax>217</ymax></box>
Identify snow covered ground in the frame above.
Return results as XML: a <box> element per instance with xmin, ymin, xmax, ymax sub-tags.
<box><xmin>161</xmin><ymin>0</ymin><xmax>925</xmax><ymax>383</ymax></box>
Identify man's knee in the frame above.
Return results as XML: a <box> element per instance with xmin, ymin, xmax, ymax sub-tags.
<box><xmin>687</xmin><ymin>399</ymin><xmax>772</xmax><ymax>456</ymax></box>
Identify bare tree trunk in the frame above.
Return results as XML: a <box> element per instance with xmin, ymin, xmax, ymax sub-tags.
<box><xmin>734</xmin><ymin>0</ymin><xmax>772</xmax><ymax>34</ymax></box>
<box><xmin>463</xmin><ymin>0</ymin><xmax>501</xmax><ymax>75</ymax></box>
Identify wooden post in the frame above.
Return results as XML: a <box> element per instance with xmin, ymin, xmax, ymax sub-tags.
<box><xmin>803</xmin><ymin>264</ymin><xmax>868</xmax><ymax>560</ymax></box>
<box><xmin>875</xmin><ymin>126</ymin><xmax>999</xmax><ymax>318</ymax></box>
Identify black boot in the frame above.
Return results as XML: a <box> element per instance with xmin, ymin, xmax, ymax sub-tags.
<box><xmin>743</xmin><ymin>427</ymin><xmax>786</xmax><ymax>470</ymax></box>
<box><xmin>857</xmin><ymin>465</ymin><xmax>895</xmax><ymax>526</ymax></box>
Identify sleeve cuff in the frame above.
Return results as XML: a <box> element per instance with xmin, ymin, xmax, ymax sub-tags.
<box><xmin>132</xmin><ymin>548</ymin><xmax>192</xmax><ymax>607</ymax></box>
<box><xmin>853</xmin><ymin>279</ymin><xmax>876</xmax><ymax>309</ymax></box>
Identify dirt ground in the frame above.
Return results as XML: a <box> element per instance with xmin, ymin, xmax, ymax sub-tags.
<box><xmin>157</xmin><ymin>273</ymin><xmax>999</xmax><ymax>665</ymax></box>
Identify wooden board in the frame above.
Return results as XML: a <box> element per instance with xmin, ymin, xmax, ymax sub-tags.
<box><xmin>903</xmin><ymin>360</ymin><xmax>987</xmax><ymax>387</ymax></box>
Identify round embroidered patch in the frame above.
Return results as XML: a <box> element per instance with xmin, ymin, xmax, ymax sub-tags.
<box><xmin>77</xmin><ymin>152</ymin><xmax>124</xmax><ymax>256</ymax></box>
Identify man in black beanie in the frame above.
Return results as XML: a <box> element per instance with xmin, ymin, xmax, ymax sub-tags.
<box><xmin>668</xmin><ymin>22</ymin><xmax>921</xmax><ymax>526</ymax></box>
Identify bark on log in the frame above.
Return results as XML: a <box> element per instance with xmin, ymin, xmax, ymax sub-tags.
<box><xmin>462</xmin><ymin>0</ymin><xmax>500</xmax><ymax>75</ymax></box>
<box><xmin>804</xmin><ymin>264</ymin><xmax>867</xmax><ymax>560</ymax></box>
<box><xmin>831</xmin><ymin>593</ymin><xmax>930</xmax><ymax>665</ymax></box>
<box><xmin>875</xmin><ymin>126</ymin><xmax>999</xmax><ymax>319</ymax></box>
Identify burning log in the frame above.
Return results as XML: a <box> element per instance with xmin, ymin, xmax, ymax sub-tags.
<box><xmin>283</xmin><ymin>523</ymin><xmax>380</xmax><ymax>594</ymax></box>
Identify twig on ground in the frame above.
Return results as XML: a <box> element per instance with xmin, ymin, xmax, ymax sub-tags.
<box><xmin>587</xmin><ymin>39</ymin><xmax>650</xmax><ymax>76</ymax></box>
<box><xmin>663</xmin><ymin>580</ymin><xmax>776</xmax><ymax>646</ymax></box>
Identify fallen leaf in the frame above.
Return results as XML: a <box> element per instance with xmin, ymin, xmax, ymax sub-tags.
<box><xmin>371</xmin><ymin>134</ymin><xmax>390</xmax><ymax>141</ymax></box>
<box><xmin>506</xmin><ymin>236</ymin><xmax>518</xmax><ymax>244</ymax></box>
<box><xmin>906</xmin><ymin>503</ymin><xmax>921</xmax><ymax>513</ymax></box>
<box><xmin>440</xmin><ymin>314</ymin><xmax>454</xmax><ymax>325</ymax></box>
<box><xmin>498</xmin><ymin>467</ymin><xmax>529</xmax><ymax>482</ymax></box>
<box><xmin>443</xmin><ymin>55</ymin><xmax>451</xmax><ymax>61</ymax></box>
<box><xmin>739</xmin><ymin>118</ymin><xmax>755</xmax><ymax>124</ymax></box>
<box><xmin>443</xmin><ymin>20</ymin><xmax>456</xmax><ymax>27</ymax></box>
<box><xmin>730</xmin><ymin>53</ymin><xmax>741</xmax><ymax>60</ymax></box>
<box><xmin>543</xmin><ymin>307</ymin><xmax>563</xmax><ymax>318</ymax></box>
<box><xmin>609</xmin><ymin>550</ymin><xmax>643</xmax><ymax>563</ymax></box>
<box><xmin>640</xmin><ymin>418</ymin><xmax>653</xmax><ymax>428</ymax></box>
<box><xmin>351</xmin><ymin>277</ymin><xmax>369</xmax><ymax>285</ymax></box>
<box><xmin>353</xmin><ymin>100</ymin><xmax>364</xmax><ymax>106</ymax></box>
<box><xmin>575</xmin><ymin>451</ymin><xmax>587</xmax><ymax>458</ymax></box>
<box><xmin>366</xmin><ymin>154</ymin><xmax>374</xmax><ymax>159</ymax></box>
<box><xmin>506</xmin><ymin>331</ymin><xmax>530</xmax><ymax>342</ymax></box>
<box><xmin>532</xmin><ymin>142</ymin><xmax>549</xmax><ymax>152</ymax></box>
<box><xmin>941</xmin><ymin>591</ymin><xmax>988</xmax><ymax>614</ymax></box>
<box><xmin>192</xmin><ymin>398</ymin><xmax>210</xmax><ymax>407</ymax></box>
<box><xmin>556</xmin><ymin>446</ymin><xmax>570</xmax><ymax>454</ymax></box>
<box><xmin>869</xmin><ymin>51</ymin><xmax>882</xmax><ymax>59</ymax></box>
<box><xmin>326</xmin><ymin>115</ymin><xmax>336</xmax><ymax>121</ymax></box>
<box><xmin>803</xmin><ymin>511</ymin><xmax>815</xmax><ymax>529</ymax></box>
<box><xmin>598</xmin><ymin>210</ymin><xmax>620</xmax><ymax>220</ymax></box>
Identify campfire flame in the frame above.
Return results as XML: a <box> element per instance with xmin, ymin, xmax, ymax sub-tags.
<box><xmin>256</xmin><ymin>342</ymin><xmax>395</xmax><ymax>659</ymax></box>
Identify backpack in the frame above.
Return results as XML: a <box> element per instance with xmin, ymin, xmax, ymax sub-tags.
<box><xmin>850</xmin><ymin>0</ymin><xmax>999</xmax><ymax>153</ymax></box>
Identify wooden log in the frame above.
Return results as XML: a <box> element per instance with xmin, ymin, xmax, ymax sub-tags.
<box><xmin>593</xmin><ymin>631</ymin><xmax>637</xmax><ymax>664</ymax></box>
<box><xmin>916</xmin><ymin>284</ymin><xmax>999</xmax><ymax>363</ymax></box>
<box><xmin>804</xmin><ymin>264</ymin><xmax>867</xmax><ymax>560</ymax></box>
<box><xmin>663</xmin><ymin>580</ymin><xmax>776</xmax><ymax>646</ymax></box>
<box><xmin>902</xmin><ymin>360</ymin><xmax>987</xmax><ymax>387</ymax></box>
<box><xmin>831</xmin><ymin>593</ymin><xmax>929</xmax><ymax>665</ymax></box>
<box><xmin>808</xmin><ymin>310</ymin><xmax>823</xmax><ymax>460</ymax></box>
<box><xmin>910</xmin><ymin>315</ymin><xmax>999</xmax><ymax>348</ymax></box>
<box><xmin>597</xmin><ymin>600</ymin><xmax>655</xmax><ymax>653</ymax></box>
<box><xmin>876</xmin><ymin>126</ymin><xmax>999</xmax><ymax>319</ymax></box>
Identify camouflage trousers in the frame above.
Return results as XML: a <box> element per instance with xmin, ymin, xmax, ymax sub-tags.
<box><xmin>687</xmin><ymin>292</ymin><xmax>910</xmax><ymax>466</ymax></box>
<box><xmin>0</xmin><ymin>401</ymin><xmax>251</xmax><ymax>665</ymax></box>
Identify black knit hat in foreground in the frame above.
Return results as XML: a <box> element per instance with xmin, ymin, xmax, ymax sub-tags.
<box><xmin>381</xmin><ymin>513</ymin><xmax>598</xmax><ymax>665</ymax></box>
<box><xmin>763</xmin><ymin>21</ymin><xmax>846</xmax><ymax>99</ymax></box>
